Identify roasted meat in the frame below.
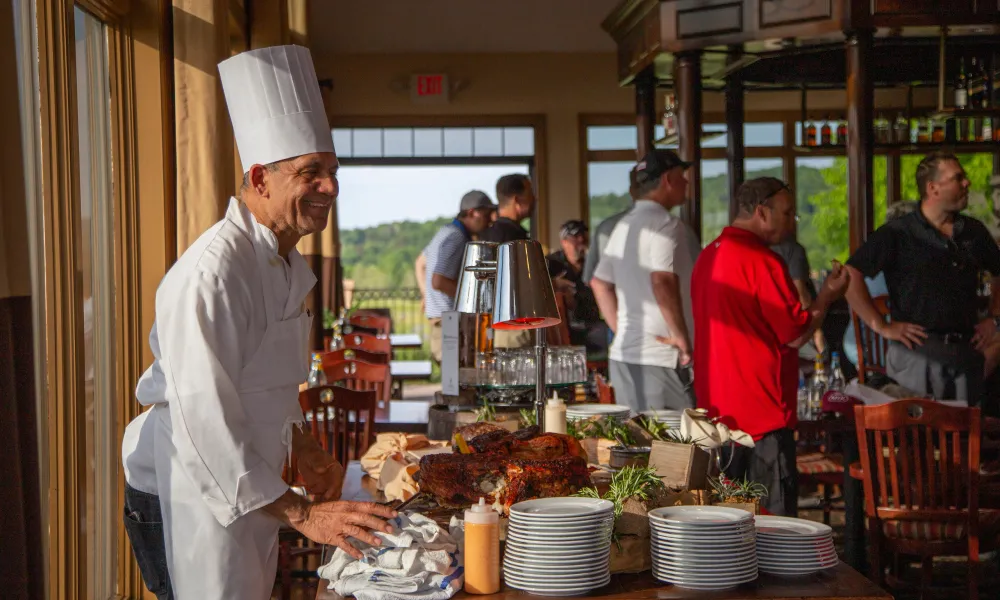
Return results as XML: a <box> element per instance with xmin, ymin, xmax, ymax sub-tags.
<box><xmin>452</xmin><ymin>422</ymin><xmax>511</xmax><ymax>453</ymax></box>
<box><xmin>418</xmin><ymin>453</ymin><xmax>591</xmax><ymax>513</ymax></box>
<box><xmin>453</xmin><ymin>422</ymin><xmax>585</xmax><ymax>460</ymax></box>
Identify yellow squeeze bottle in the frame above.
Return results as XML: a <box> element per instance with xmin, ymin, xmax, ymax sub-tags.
<box><xmin>463</xmin><ymin>497</ymin><xmax>500</xmax><ymax>594</ymax></box>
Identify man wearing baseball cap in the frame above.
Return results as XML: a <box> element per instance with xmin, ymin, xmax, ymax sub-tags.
<box><xmin>591</xmin><ymin>149</ymin><xmax>701</xmax><ymax>412</ymax></box>
<box><xmin>418</xmin><ymin>190</ymin><xmax>496</xmax><ymax>362</ymax></box>
<box><xmin>691</xmin><ymin>176</ymin><xmax>849</xmax><ymax>515</ymax></box>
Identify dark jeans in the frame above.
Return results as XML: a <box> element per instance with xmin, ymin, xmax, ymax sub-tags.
<box><xmin>723</xmin><ymin>429</ymin><xmax>798</xmax><ymax>517</ymax></box>
<box><xmin>123</xmin><ymin>483</ymin><xmax>173</xmax><ymax>600</ymax></box>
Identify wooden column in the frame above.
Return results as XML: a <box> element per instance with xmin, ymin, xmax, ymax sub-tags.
<box><xmin>676</xmin><ymin>51</ymin><xmax>703</xmax><ymax>239</ymax></box>
<box><xmin>725</xmin><ymin>47</ymin><xmax>745</xmax><ymax>222</ymax></box>
<box><xmin>846</xmin><ymin>30</ymin><xmax>874</xmax><ymax>252</ymax></box>
<box><xmin>635</xmin><ymin>66</ymin><xmax>656</xmax><ymax>157</ymax></box>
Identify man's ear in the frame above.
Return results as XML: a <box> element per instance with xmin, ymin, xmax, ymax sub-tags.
<box><xmin>248</xmin><ymin>164</ymin><xmax>270</xmax><ymax>197</ymax></box>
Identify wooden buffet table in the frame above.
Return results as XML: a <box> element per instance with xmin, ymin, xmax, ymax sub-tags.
<box><xmin>316</xmin><ymin>464</ymin><xmax>891</xmax><ymax>600</ymax></box>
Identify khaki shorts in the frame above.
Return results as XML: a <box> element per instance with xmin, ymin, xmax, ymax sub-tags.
<box><xmin>429</xmin><ymin>318</ymin><xmax>443</xmax><ymax>363</ymax></box>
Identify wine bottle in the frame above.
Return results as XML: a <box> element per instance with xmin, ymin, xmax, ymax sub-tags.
<box><xmin>820</xmin><ymin>117</ymin><xmax>832</xmax><ymax>145</ymax></box>
<box><xmin>806</xmin><ymin>120</ymin><xmax>817</xmax><ymax>147</ymax></box>
<box><xmin>955</xmin><ymin>56</ymin><xmax>968</xmax><ymax>110</ymax></box>
<box><xmin>836</xmin><ymin>120</ymin><xmax>847</xmax><ymax>144</ymax></box>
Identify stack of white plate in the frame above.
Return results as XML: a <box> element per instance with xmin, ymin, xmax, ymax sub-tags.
<box><xmin>755</xmin><ymin>516</ymin><xmax>838</xmax><ymax>576</ymax></box>
<box><xmin>503</xmin><ymin>498</ymin><xmax>614</xmax><ymax>596</ymax></box>
<box><xmin>641</xmin><ymin>409</ymin><xmax>684</xmax><ymax>430</ymax></box>
<box><xmin>648</xmin><ymin>506</ymin><xmax>758</xmax><ymax>591</ymax></box>
<box><xmin>566</xmin><ymin>404</ymin><xmax>630</xmax><ymax>422</ymax></box>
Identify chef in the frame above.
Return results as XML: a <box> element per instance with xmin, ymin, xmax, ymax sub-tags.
<box><xmin>120</xmin><ymin>45</ymin><xmax>397</xmax><ymax>600</ymax></box>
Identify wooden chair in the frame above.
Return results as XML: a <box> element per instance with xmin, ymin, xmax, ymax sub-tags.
<box><xmin>322</xmin><ymin>347</ymin><xmax>389</xmax><ymax>365</ymax></box>
<box><xmin>852</xmin><ymin>294</ymin><xmax>891</xmax><ymax>385</ymax></box>
<box><xmin>350</xmin><ymin>313</ymin><xmax>391</xmax><ymax>335</ymax></box>
<box><xmin>854</xmin><ymin>399</ymin><xmax>998</xmax><ymax>599</ymax></box>
<box><xmin>278</xmin><ymin>387</ymin><xmax>378</xmax><ymax>599</ymax></box>
<box><xmin>546</xmin><ymin>292</ymin><xmax>573</xmax><ymax>346</ymax></box>
<box><xmin>595</xmin><ymin>373</ymin><xmax>615</xmax><ymax>404</ymax></box>
<box><xmin>322</xmin><ymin>359</ymin><xmax>391</xmax><ymax>419</ymax></box>
<box><xmin>341</xmin><ymin>332</ymin><xmax>392</xmax><ymax>354</ymax></box>
<box><xmin>796</xmin><ymin>418</ymin><xmax>850</xmax><ymax>525</ymax></box>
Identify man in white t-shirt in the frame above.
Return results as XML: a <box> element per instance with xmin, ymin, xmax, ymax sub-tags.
<box><xmin>591</xmin><ymin>150</ymin><xmax>701</xmax><ymax>412</ymax></box>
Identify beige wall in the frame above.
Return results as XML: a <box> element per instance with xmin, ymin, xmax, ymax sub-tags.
<box><xmin>315</xmin><ymin>51</ymin><xmax>935</xmax><ymax>244</ymax></box>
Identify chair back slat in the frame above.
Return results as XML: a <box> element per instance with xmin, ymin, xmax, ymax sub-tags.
<box><xmin>855</xmin><ymin>399</ymin><xmax>981</xmax><ymax>520</ymax></box>
<box><xmin>350</xmin><ymin>313</ymin><xmax>391</xmax><ymax>335</ymax></box>
<box><xmin>322</xmin><ymin>347</ymin><xmax>389</xmax><ymax>366</ymax></box>
<box><xmin>342</xmin><ymin>332</ymin><xmax>392</xmax><ymax>354</ymax></box>
<box><xmin>323</xmin><ymin>359</ymin><xmax>392</xmax><ymax>403</ymax></box>
<box><xmin>297</xmin><ymin>385</ymin><xmax>377</xmax><ymax>465</ymax></box>
<box><xmin>852</xmin><ymin>294</ymin><xmax>891</xmax><ymax>385</ymax></box>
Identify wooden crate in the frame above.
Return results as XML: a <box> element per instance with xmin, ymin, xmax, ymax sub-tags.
<box><xmin>648</xmin><ymin>440</ymin><xmax>710</xmax><ymax>489</ymax></box>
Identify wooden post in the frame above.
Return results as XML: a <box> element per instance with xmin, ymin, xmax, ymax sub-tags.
<box><xmin>635</xmin><ymin>66</ymin><xmax>656</xmax><ymax>158</ymax></box>
<box><xmin>676</xmin><ymin>51</ymin><xmax>703</xmax><ymax>240</ymax></box>
<box><xmin>846</xmin><ymin>30</ymin><xmax>875</xmax><ymax>252</ymax></box>
<box><xmin>725</xmin><ymin>46</ymin><xmax>745</xmax><ymax>223</ymax></box>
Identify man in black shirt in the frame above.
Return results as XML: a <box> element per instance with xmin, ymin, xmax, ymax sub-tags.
<box><xmin>845</xmin><ymin>152</ymin><xmax>1000</xmax><ymax>410</ymax></box>
<box><xmin>480</xmin><ymin>173</ymin><xmax>535</xmax><ymax>244</ymax></box>
<box><xmin>547</xmin><ymin>220</ymin><xmax>609</xmax><ymax>353</ymax></box>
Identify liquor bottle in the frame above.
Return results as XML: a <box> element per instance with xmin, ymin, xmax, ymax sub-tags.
<box><xmin>932</xmin><ymin>119</ymin><xmax>945</xmax><ymax>143</ymax></box>
<box><xmin>893</xmin><ymin>114</ymin><xmax>909</xmax><ymax>144</ymax></box>
<box><xmin>955</xmin><ymin>56</ymin><xmax>968</xmax><ymax>110</ymax></box>
<box><xmin>874</xmin><ymin>113</ymin><xmax>888</xmax><ymax>144</ymax></box>
<box><xmin>662</xmin><ymin>95</ymin><xmax>677</xmax><ymax>138</ymax></box>
<box><xmin>916</xmin><ymin>118</ymin><xmax>929</xmax><ymax>143</ymax></box>
<box><xmin>975</xmin><ymin>118</ymin><xmax>985</xmax><ymax>142</ymax></box>
<box><xmin>984</xmin><ymin>117</ymin><xmax>995</xmax><ymax>142</ymax></box>
<box><xmin>836</xmin><ymin>120</ymin><xmax>847</xmax><ymax>144</ymax></box>
<box><xmin>971</xmin><ymin>57</ymin><xmax>988</xmax><ymax>108</ymax></box>
<box><xmin>809</xmin><ymin>357</ymin><xmax>828</xmax><ymax>417</ymax></box>
<box><xmin>820</xmin><ymin>117</ymin><xmax>832</xmax><ymax>145</ymax></box>
<box><xmin>797</xmin><ymin>374</ymin><xmax>810</xmax><ymax>421</ymax></box>
<box><xmin>829</xmin><ymin>352</ymin><xmax>846</xmax><ymax>392</ymax></box>
<box><xmin>806</xmin><ymin>120</ymin><xmax>818</xmax><ymax>147</ymax></box>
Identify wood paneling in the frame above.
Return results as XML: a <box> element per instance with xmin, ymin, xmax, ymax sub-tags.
<box><xmin>635</xmin><ymin>67</ymin><xmax>656</xmax><ymax>157</ymax></box>
<box><xmin>676</xmin><ymin>3</ymin><xmax>743</xmax><ymax>39</ymax></box>
<box><xmin>760</xmin><ymin>0</ymin><xmax>833</xmax><ymax>28</ymax></box>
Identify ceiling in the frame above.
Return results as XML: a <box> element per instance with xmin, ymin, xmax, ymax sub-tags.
<box><xmin>307</xmin><ymin>0</ymin><xmax>622</xmax><ymax>55</ymax></box>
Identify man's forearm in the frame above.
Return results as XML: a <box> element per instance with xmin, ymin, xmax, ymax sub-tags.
<box><xmin>843</xmin><ymin>265</ymin><xmax>885</xmax><ymax>334</ymax></box>
<box><xmin>431</xmin><ymin>274</ymin><xmax>458</xmax><ymax>298</ymax></box>
<box><xmin>591</xmin><ymin>278</ymin><xmax>618</xmax><ymax>333</ymax></box>
<box><xmin>263</xmin><ymin>489</ymin><xmax>310</xmax><ymax>528</ymax></box>
<box><xmin>650</xmin><ymin>274</ymin><xmax>690</xmax><ymax>348</ymax></box>
<box><xmin>789</xmin><ymin>292</ymin><xmax>832</xmax><ymax>349</ymax></box>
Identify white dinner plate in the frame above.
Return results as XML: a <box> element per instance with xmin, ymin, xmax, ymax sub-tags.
<box><xmin>651</xmin><ymin>535</ymin><xmax>756</xmax><ymax>547</ymax></box>
<box><xmin>503</xmin><ymin>546</ymin><xmax>610</xmax><ymax>559</ymax></box>
<box><xmin>510</xmin><ymin>497</ymin><xmax>614</xmax><ymax>517</ymax></box>
<box><xmin>504</xmin><ymin>571</ymin><xmax>610</xmax><ymax>587</ymax></box>
<box><xmin>755</xmin><ymin>516</ymin><xmax>833</xmax><ymax>537</ymax></box>
<box><xmin>503</xmin><ymin>564</ymin><xmax>609</xmax><ymax>580</ymax></box>
<box><xmin>508</xmin><ymin>524</ymin><xmax>614</xmax><ymax>537</ymax></box>
<box><xmin>648</xmin><ymin>506</ymin><xmax>754</xmax><ymax>525</ymax></box>
<box><xmin>652</xmin><ymin>559</ymin><xmax>757</xmax><ymax>575</ymax></box>
<box><xmin>760</xmin><ymin>563</ymin><xmax>838</xmax><ymax>576</ymax></box>
<box><xmin>652</xmin><ymin>549</ymin><xmax>757</xmax><ymax>565</ymax></box>
<box><xmin>504</xmin><ymin>575</ymin><xmax>611</xmax><ymax>596</ymax></box>
<box><xmin>503</xmin><ymin>554</ymin><xmax>610</xmax><ymax>568</ymax></box>
<box><xmin>653</xmin><ymin>569</ymin><xmax>757</xmax><ymax>590</ymax></box>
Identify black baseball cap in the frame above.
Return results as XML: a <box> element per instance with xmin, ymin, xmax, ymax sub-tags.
<box><xmin>458</xmin><ymin>190</ymin><xmax>496</xmax><ymax>213</ymax></box>
<box><xmin>634</xmin><ymin>149</ymin><xmax>692</xmax><ymax>184</ymax></box>
<box><xmin>560</xmin><ymin>220</ymin><xmax>588</xmax><ymax>239</ymax></box>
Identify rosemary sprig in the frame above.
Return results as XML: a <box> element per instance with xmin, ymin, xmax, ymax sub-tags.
<box><xmin>475</xmin><ymin>403</ymin><xmax>496</xmax><ymax>423</ymax></box>
<box><xmin>518</xmin><ymin>408</ymin><xmax>537</xmax><ymax>428</ymax></box>
<box><xmin>573</xmin><ymin>465</ymin><xmax>666</xmax><ymax>540</ymax></box>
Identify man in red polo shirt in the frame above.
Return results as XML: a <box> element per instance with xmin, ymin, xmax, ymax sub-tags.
<box><xmin>691</xmin><ymin>177</ymin><xmax>849</xmax><ymax>516</ymax></box>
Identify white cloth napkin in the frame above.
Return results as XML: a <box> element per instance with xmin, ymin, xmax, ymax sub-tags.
<box><xmin>681</xmin><ymin>408</ymin><xmax>755</xmax><ymax>450</ymax></box>
<box><xmin>317</xmin><ymin>513</ymin><xmax>464</xmax><ymax>600</ymax></box>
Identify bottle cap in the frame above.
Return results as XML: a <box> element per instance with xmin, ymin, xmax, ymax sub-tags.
<box><xmin>547</xmin><ymin>391</ymin><xmax>564</xmax><ymax>407</ymax></box>
<box><xmin>465</xmin><ymin>497</ymin><xmax>499</xmax><ymax>524</ymax></box>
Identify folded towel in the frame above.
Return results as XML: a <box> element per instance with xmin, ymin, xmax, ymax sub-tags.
<box><xmin>318</xmin><ymin>513</ymin><xmax>464</xmax><ymax>600</ymax></box>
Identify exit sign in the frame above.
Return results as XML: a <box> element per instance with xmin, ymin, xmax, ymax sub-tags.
<box><xmin>410</xmin><ymin>73</ymin><xmax>450</xmax><ymax>104</ymax></box>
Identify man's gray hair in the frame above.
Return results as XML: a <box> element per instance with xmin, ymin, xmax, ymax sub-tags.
<box><xmin>239</xmin><ymin>161</ymin><xmax>281</xmax><ymax>197</ymax></box>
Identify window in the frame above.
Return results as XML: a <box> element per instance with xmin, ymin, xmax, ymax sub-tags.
<box><xmin>745</xmin><ymin>122</ymin><xmax>784</xmax><ymax>147</ymax></box>
<box><xmin>586</xmin><ymin>161</ymin><xmax>634</xmax><ymax>231</ymax></box>
<box><xmin>701</xmin><ymin>159</ymin><xmax>728</xmax><ymax>243</ymax></box>
<box><xmin>75</xmin><ymin>6</ymin><xmax>117</xmax><ymax>597</ymax></box>
<box><xmin>333</xmin><ymin>126</ymin><xmax>536</xmax><ymax>158</ymax></box>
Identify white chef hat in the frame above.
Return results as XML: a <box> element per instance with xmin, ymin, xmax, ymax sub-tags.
<box><xmin>218</xmin><ymin>45</ymin><xmax>334</xmax><ymax>173</ymax></box>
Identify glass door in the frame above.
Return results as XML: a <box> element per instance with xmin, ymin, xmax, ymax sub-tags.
<box><xmin>74</xmin><ymin>6</ymin><xmax>117</xmax><ymax>598</ymax></box>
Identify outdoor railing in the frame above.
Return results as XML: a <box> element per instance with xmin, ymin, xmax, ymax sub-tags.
<box><xmin>348</xmin><ymin>287</ymin><xmax>433</xmax><ymax>365</ymax></box>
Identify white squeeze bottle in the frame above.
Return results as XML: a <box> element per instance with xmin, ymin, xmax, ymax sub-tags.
<box><xmin>464</xmin><ymin>498</ymin><xmax>500</xmax><ymax>594</ymax></box>
<box><xmin>544</xmin><ymin>391</ymin><xmax>567</xmax><ymax>435</ymax></box>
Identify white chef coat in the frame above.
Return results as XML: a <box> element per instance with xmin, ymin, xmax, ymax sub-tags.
<box><xmin>122</xmin><ymin>198</ymin><xmax>316</xmax><ymax>599</ymax></box>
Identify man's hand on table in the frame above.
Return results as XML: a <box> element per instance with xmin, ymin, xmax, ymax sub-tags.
<box><xmin>298</xmin><ymin>444</ymin><xmax>346</xmax><ymax>500</ymax></box>
<box><xmin>265</xmin><ymin>491</ymin><xmax>398</xmax><ymax>560</ymax></box>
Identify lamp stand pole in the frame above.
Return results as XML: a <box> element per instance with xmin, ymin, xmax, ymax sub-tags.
<box><xmin>535</xmin><ymin>328</ymin><xmax>547</xmax><ymax>429</ymax></box>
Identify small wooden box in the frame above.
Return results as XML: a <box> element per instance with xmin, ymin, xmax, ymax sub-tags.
<box><xmin>648</xmin><ymin>440</ymin><xmax>710</xmax><ymax>489</ymax></box>
<box><xmin>712</xmin><ymin>500</ymin><xmax>760</xmax><ymax>515</ymax></box>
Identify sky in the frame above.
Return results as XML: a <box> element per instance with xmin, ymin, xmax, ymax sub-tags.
<box><xmin>335</xmin><ymin>122</ymin><xmax>837</xmax><ymax>230</ymax></box>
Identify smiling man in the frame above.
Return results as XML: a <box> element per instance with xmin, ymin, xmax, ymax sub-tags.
<box><xmin>120</xmin><ymin>46</ymin><xmax>396</xmax><ymax>600</ymax></box>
